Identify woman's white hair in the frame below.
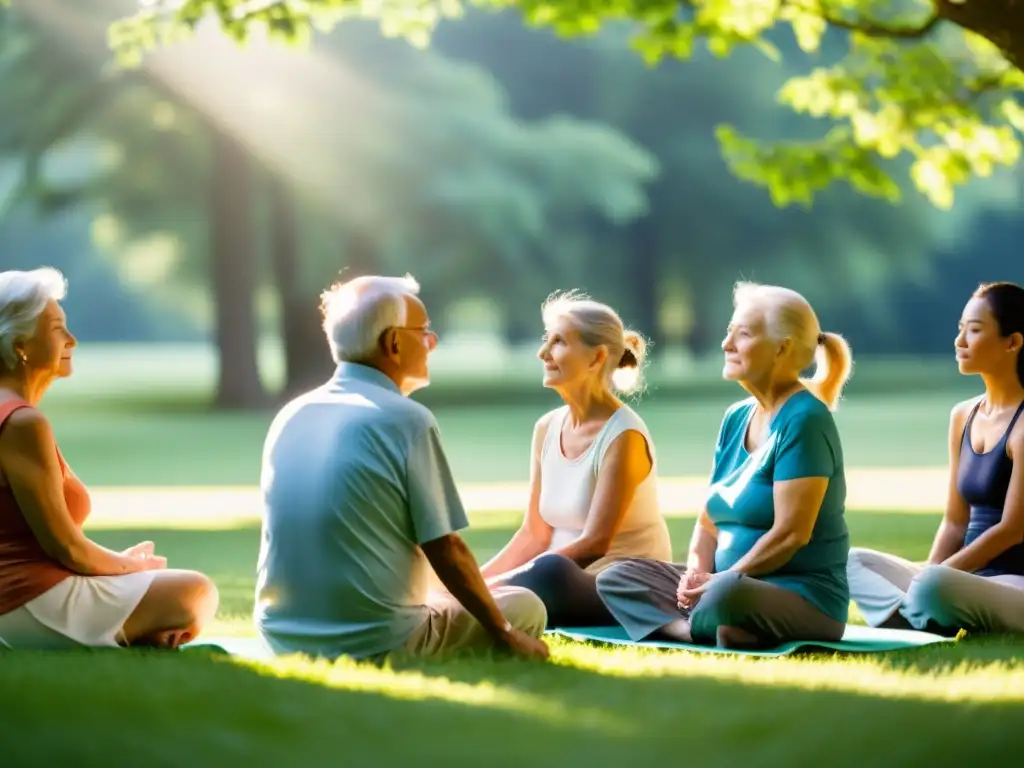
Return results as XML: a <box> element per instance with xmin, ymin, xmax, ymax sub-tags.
<box><xmin>0</xmin><ymin>267</ymin><xmax>68</xmax><ymax>372</ymax></box>
<box><xmin>320</xmin><ymin>274</ymin><xmax>421</xmax><ymax>363</ymax></box>
<box><xmin>542</xmin><ymin>289</ymin><xmax>649</xmax><ymax>396</ymax></box>
<box><xmin>733</xmin><ymin>281</ymin><xmax>853</xmax><ymax>411</ymax></box>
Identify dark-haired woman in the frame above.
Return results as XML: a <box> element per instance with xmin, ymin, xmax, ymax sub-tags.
<box><xmin>848</xmin><ymin>282</ymin><xmax>1024</xmax><ymax>636</ymax></box>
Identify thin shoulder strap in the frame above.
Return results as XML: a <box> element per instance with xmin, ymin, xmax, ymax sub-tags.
<box><xmin>1006</xmin><ymin>400</ymin><xmax>1024</xmax><ymax>437</ymax></box>
<box><xmin>0</xmin><ymin>398</ymin><xmax>31</xmax><ymax>432</ymax></box>
<box><xmin>961</xmin><ymin>399</ymin><xmax>983</xmax><ymax>447</ymax></box>
<box><xmin>0</xmin><ymin>399</ymin><xmax>66</xmax><ymax>475</ymax></box>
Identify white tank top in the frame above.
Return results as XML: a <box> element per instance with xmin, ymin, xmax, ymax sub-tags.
<box><xmin>538</xmin><ymin>404</ymin><xmax>672</xmax><ymax>563</ymax></box>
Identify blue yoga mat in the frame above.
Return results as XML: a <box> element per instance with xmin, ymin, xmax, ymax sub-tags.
<box><xmin>183</xmin><ymin>636</ymin><xmax>274</xmax><ymax>661</ymax></box>
<box><xmin>546</xmin><ymin>624</ymin><xmax>956</xmax><ymax>657</ymax></box>
<box><xmin>184</xmin><ymin>624</ymin><xmax>956</xmax><ymax>661</ymax></box>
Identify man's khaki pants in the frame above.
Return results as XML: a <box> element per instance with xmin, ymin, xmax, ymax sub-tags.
<box><xmin>400</xmin><ymin>586</ymin><xmax>547</xmax><ymax>657</ymax></box>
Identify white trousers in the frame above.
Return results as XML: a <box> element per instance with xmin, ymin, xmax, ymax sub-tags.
<box><xmin>847</xmin><ymin>547</ymin><xmax>1024</xmax><ymax>634</ymax></box>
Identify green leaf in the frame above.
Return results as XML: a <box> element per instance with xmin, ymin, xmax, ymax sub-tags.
<box><xmin>778</xmin><ymin>5</ymin><xmax>827</xmax><ymax>54</ymax></box>
<box><xmin>848</xmin><ymin>161</ymin><xmax>901</xmax><ymax>202</ymax></box>
<box><xmin>706</xmin><ymin>33</ymin><xmax>737</xmax><ymax>59</ymax></box>
<box><xmin>104</xmin><ymin>0</ymin><xmax>1024</xmax><ymax>213</ymax></box>
<box><xmin>1001</xmin><ymin>98</ymin><xmax>1024</xmax><ymax>132</ymax></box>
<box><xmin>910</xmin><ymin>147</ymin><xmax>971</xmax><ymax>210</ymax></box>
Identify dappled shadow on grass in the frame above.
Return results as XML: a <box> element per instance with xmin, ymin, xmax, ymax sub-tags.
<box><xmin>2</xmin><ymin>639</ymin><xmax>1022</xmax><ymax>767</ymax></box>
<box><xmin>8</xmin><ymin>503</ymin><xmax>1024</xmax><ymax>767</ymax></box>
<box><xmin>0</xmin><ymin>649</ymin><xmax>624</xmax><ymax>766</ymax></box>
<box><xmin>386</xmin><ymin>641</ymin><xmax>1024</xmax><ymax>765</ymax></box>
<box><xmin>864</xmin><ymin>634</ymin><xmax>1024</xmax><ymax>675</ymax></box>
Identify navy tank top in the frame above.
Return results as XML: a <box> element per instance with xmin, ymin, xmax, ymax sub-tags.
<box><xmin>957</xmin><ymin>399</ymin><xmax>1024</xmax><ymax>577</ymax></box>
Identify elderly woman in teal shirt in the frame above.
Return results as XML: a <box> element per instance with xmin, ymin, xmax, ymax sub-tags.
<box><xmin>596</xmin><ymin>282</ymin><xmax>855</xmax><ymax>649</ymax></box>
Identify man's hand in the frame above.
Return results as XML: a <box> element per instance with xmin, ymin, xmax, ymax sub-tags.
<box><xmin>496</xmin><ymin>626</ymin><xmax>550</xmax><ymax>660</ymax></box>
<box><xmin>422</xmin><ymin>533</ymin><xmax>549</xmax><ymax>662</ymax></box>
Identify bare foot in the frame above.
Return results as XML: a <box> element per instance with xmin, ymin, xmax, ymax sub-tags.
<box><xmin>656</xmin><ymin>618</ymin><xmax>693</xmax><ymax>643</ymax></box>
<box><xmin>716</xmin><ymin>625</ymin><xmax>761</xmax><ymax>649</ymax></box>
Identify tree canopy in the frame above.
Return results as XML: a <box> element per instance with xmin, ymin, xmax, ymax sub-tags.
<box><xmin>110</xmin><ymin>0</ymin><xmax>1024</xmax><ymax>210</ymax></box>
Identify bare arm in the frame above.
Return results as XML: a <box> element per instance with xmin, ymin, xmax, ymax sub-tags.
<box><xmin>422</xmin><ymin>532</ymin><xmax>519</xmax><ymax>644</ymax></box>
<box><xmin>942</xmin><ymin>424</ymin><xmax>1024</xmax><ymax>572</ymax></box>
<box><xmin>479</xmin><ymin>415</ymin><xmax>554</xmax><ymax>579</ymax></box>
<box><xmin>927</xmin><ymin>403</ymin><xmax>972</xmax><ymax>564</ymax></box>
<box><xmin>0</xmin><ymin>409</ymin><xmax>151</xmax><ymax>576</ymax></box>
<box><xmin>727</xmin><ymin>476</ymin><xmax>829</xmax><ymax>576</ymax></box>
<box><xmin>687</xmin><ymin>509</ymin><xmax>718</xmax><ymax>574</ymax></box>
<box><xmin>551</xmin><ymin>429</ymin><xmax>652</xmax><ymax>568</ymax></box>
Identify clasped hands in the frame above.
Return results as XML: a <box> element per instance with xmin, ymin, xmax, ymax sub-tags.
<box><xmin>676</xmin><ymin>569</ymin><xmax>714</xmax><ymax>613</ymax></box>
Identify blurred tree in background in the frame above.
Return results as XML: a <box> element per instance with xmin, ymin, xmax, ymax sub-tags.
<box><xmin>113</xmin><ymin>0</ymin><xmax>1024</xmax><ymax>210</ymax></box>
<box><xmin>430</xmin><ymin>12</ymin><xmax>1021</xmax><ymax>352</ymax></box>
<box><xmin>0</xmin><ymin>1</ymin><xmax>1021</xmax><ymax>410</ymax></box>
<box><xmin>1</xmin><ymin>1</ymin><xmax>655</xmax><ymax>405</ymax></box>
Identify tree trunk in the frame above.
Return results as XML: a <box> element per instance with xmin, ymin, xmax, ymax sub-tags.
<box><xmin>268</xmin><ymin>175</ymin><xmax>335</xmax><ymax>399</ymax></box>
<box><xmin>626</xmin><ymin>217</ymin><xmax>663</xmax><ymax>350</ymax></box>
<box><xmin>938</xmin><ymin>0</ymin><xmax>1024</xmax><ymax>71</ymax></box>
<box><xmin>503</xmin><ymin>300</ymin><xmax>536</xmax><ymax>345</ymax></box>
<box><xmin>686</xmin><ymin>275</ymin><xmax>719</xmax><ymax>356</ymax></box>
<box><xmin>209</xmin><ymin>127</ymin><xmax>266</xmax><ymax>410</ymax></box>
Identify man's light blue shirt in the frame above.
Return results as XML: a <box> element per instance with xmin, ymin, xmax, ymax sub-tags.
<box><xmin>254</xmin><ymin>363</ymin><xmax>469</xmax><ymax>659</ymax></box>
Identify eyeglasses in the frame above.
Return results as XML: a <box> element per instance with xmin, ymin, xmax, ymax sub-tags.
<box><xmin>382</xmin><ymin>325</ymin><xmax>438</xmax><ymax>347</ymax></box>
<box><xmin>391</xmin><ymin>325</ymin><xmax>435</xmax><ymax>336</ymax></box>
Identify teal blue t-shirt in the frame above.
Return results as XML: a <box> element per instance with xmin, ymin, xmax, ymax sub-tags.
<box><xmin>705</xmin><ymin>389</ymin><xmax>850</xmax><ymax>622</ymax></box>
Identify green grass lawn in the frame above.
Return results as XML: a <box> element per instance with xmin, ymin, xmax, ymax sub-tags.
<box><xmin>36</xmin><ymin>343</ymin><xmax>977</xmax><ymax>486</ymax></box>
<box><xmin>43</xmin><ymin>389</ymin><xmax>962</xmax><ymax>486</ymax></box>
<box><xmin>3</xmin><ymin>509</ymin><xmax>1022</xmax><ymax>767</ymax></box>
<box><xmin>3</xmin><ymin>349</ymin><xmax>1014</xmax><ymax>765</ymax></box>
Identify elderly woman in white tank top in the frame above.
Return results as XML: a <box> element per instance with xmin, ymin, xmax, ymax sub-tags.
<box><xmin>481</xmin><ymin>291</ymin><xmax>672</xmax><ymax>627</ymax></box>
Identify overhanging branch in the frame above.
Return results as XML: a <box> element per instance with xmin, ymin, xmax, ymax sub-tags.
<box><xmin>966</xmin><ymin>66</ymin><xmax>1018</xmax><ymax>95</ymax></box>
<box><xmin>785</xmin><ymin>1</ymin><xmax>940</xmax><ymax>39</ymax></box>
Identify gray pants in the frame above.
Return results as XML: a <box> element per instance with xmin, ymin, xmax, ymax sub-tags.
<box><xmin>492</xmin><ymin>553</ymin><xmax>615</xmax><ymax>628</ymax></box>
<box><xmin>595</xmin><ymin>558</ymin><xmax>845</xmax><ymax>648</ymax></box>
<box><xmin>847</xmin><ymin>547</ymin><xmax>1024</xmax><ymax>634</ymax></box>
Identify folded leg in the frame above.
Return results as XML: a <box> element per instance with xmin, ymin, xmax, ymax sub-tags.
<box><xmin>492</xmin><ymin>553</ymin><xmax>614</xmax><ymax>627</ymax></box>
<box><xmin>689</xmin><ymin>572</ymin><xmax>845</xmax><ymax>649</ymax></box>
<box><xmin>594</xmin><ymin>558</ymin><xmax>688</xmax><ymax>641</ymax></box>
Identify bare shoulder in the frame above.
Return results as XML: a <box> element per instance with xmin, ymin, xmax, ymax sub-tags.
<box><xmin>1</xmin><ymin>405</ymin><xmax>50</xmax><ymax>442</ymax></box>
<box><xmin>1008</xmin><ymin>403</ymin><xmax>1024</xmax><ymax>459</ymax></box>
<box><xmin>0</xmin><ymin>406</ymin><xmax>53</xmax><ymax>465</ymax></box>
<box><xmin>949</xmin><ymin>396</ymin><xmax>982</xmax><ymax>434</ymax></box>
<box><xmin>605</xmin><ymin>427</ymin><xmax>650</xmax><ymax>457</ymax></box>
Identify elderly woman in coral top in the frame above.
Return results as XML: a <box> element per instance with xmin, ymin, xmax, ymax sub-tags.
<box><xmin>0</xmin><ymin>268</ymin><xmax>218</xmax><ymax>650</ymax></box>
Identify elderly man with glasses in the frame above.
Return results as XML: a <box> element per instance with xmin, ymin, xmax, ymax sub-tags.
<box><xmin>254</xmin><ymin>273</ymin><xmax>549</xmax><ymax>663</ymax></box>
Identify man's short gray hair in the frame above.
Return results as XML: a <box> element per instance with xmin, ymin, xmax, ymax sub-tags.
<box><xmin>0</xmin><ymin>267</ymin><xmax>68</xmax><ymax>371</ymax></box>
<box><xmin>320</xmin><ymin>274</ymin><xmax>421</xmax><ymax>363</ymax></box>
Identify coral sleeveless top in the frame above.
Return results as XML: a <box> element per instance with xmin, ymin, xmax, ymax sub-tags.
<box><xmin>0</xmin><ymin>398</ymin><xmax>91</xmax><ymax>615</ymax></box>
